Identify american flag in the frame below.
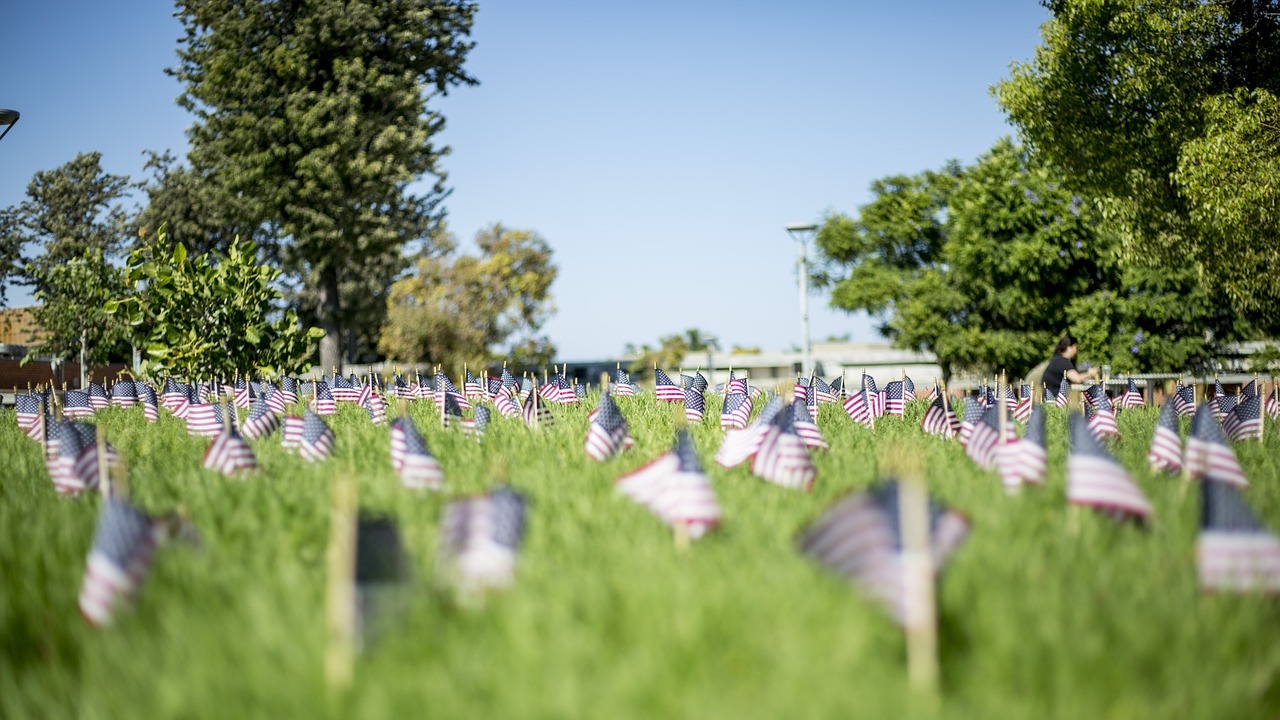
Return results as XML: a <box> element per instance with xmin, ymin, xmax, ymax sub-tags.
<box><xmin>355</xmin><ymin>378</ymin><xmax>373</xmax><ymax>409</ymax></box>
<box><xmin>172</xmin><ymin>385</ymin><xmax>195</xmax><ymax>420</ymax></box>
<box><xmin>1118</xmin><ymin>378</ymin><xmax>1144</xmax><ymax>409</ymax></box>
<box><xmin>311</xmin><ymin>381</ymin><xmax>337</xmax><ymax>416</ymax></box>
<box><xmin>78</xmin><ymin>499</ymin><xmax>163</xmax><ymax>626</ymax></box>
<box><xmin>1013</xmin><ymin>384</ymin><xmax>1033</xmax><ymax>422</ymax></box>
<box><xmin>354</xmin><ymin>517</ymin><xmax>407</xmax><ymax>637</ymax></box>
<box><xmin>47</xmin><ymin>420</ymin><xmax>107</xmax><ymax>496</ymax></box>
<box><xmin>522</xmin><ymin>385</ymin><xmax>555</xmax><ymax>428</ymax></box>
<box><xmin>617</xmin><ymin>429</ymin><xmax>721</xmax><ymax>539</ymax></box>
<box><xmin>160</xmin><ymin>378</ymin><xmax>187</xmax><ymax>412</ymax></box>
<box><xmin>437</xmin><ymin>486</ymin><xmax>528</xmax><ymax>594</ymax></box>
<box><xmin>920</xmin><ymin>393</ymin><xmax>960</xmax><ymax>439</ymax></box>
<box><xmin>1222</xmin><ymin>392</ymin><xmax>1263</xmax><ymax>442</ymax></box>
<box><xmin>1055</xmin><ymin>377</ymin><xmax>1070</xmax><ymax>408</ymax></box>
<box><xmin>364</xmin><ymin>391</ymin><xmax>387</xmax><ymax>425</ymax></box>
<box><xmin>464</xmin><ymin>369</ymin><xmax>485</xmax><ymax>399</ymax></box>
<box><xmin>715</xmin><ymin>397</ymin><xmax>782</xmax><ymax>469</ymax></box>
<box><xmin>138</xmin><ymin>382</ymin><xmax>159</xmax><ymax>423</ymax></box>
<box><xmin>442</xmin><ymin>392</ymin><xmax>466</xmax><ymax>427</ymax></box>
<box><xmin>585</xmin><ymin>392</ymin><xmax>633</xmax><ymax>461</ymax></box>
<box><xmin>392</xmin><ymin>373</ymin><xmax>412</xmax><ymax>401</ymax></box>
<box><xmin>1217</xmin><ymin>393</ymin><xmax>1238</xmax><ymax>420</ymax></box>
<box><xmin>684</xmin><ymin>387</ymin><xmax>706</xmax><ymax>424</ymax></box>
<box><xmin>486</xmin><ymin>374</ymin><xmax>504</xmax><ymax>399</ymax></box>
<box><xmin>613</xmin><ymin>367</ymin><xmax>638</xmax><ymax>396</ymax></box>
<box><xmin>1240</xmin><ymin>379</ymin><xmax>1259</xmax><ymax>398</ymax></box>
<box><xmin>280</xmin><ymin>416</ymin><xmax>303</xmax><ymax>449</ymax></box>
<box><xmin>87</xmin><ymin>382</ymin><xmax>110</xmax><ymax>410</ymax></box>
<box><xmin>1173</xmin><ymin>383</ymin><xmax>1196</xmax><ymax>417</ymax></box>
<box><xmin>260</xmin><ymin>382</ymin><xmax>283</xmax><ymax>415</ymax></box>
<box><xmin>1185</xmin><ymin>403</ymin><xmax>1248</xmax><ymax>487</ymax></box>
<box><xmin>1082</xmin><ymin>383</ymin><xmax>1111</xmax><ymax>412</ymax></box>
<box><xmin>1084</xmin><ymin>403</ymin><xmax>1120</xmax><ymax>441</ymax></box>
<box><xmin>796</xmin><ymin>481</ymin><xmax>970</xmax><ymax>627</ymax></box>
<box><xmin>16</xmin><ymin>392</ymin><xmax>45</xmax><ymax>438</ymax></box>
<box><xmin>298</xmin><ymin>410</ymin><xmax>335</xmax><ymax>462</ymax></box>
<box><xmin>793</xmin><ymin>377</ymin><xmax>810</xmax><ymax>401</ymax></box>
<box><xmin>1197</xmin><ymin>479</ymin><xmax>1280</xmax><ymax>593</ymax></box>
<box><xmin>500</xmin><ymin>367</ymin><xmax>518</xmax><ymax>394</ymax></box>
<box><xmin>233</xmin><ymin>378</ymin><xmax>252</xmax><ymax>409</ymax></box>
<box><xmin>792</xmin><ymin>400</ymin><xmax>829</xmax><ymax>451</ymax></box>
<box><xmin>726</xmin><ymin>372</ymin><xmax>748</xmax><ymax>396</ymax></box>
<box><xmin>1066</xmin><ymin>413</ymin><xmax>1153</xmax><ymax>522</ymax></box>
<box><xmin>242</xmin><ymin>396</ymin><xmax>281</xmax><ymax>440</ymax></box>
<box><xmin>202</xmin><ymin>423</ymin><xmax>258</xmax><ymax>476</ymax></box>
<box><xmin>721</xmin><ymin>392</ymin><xmax>753</xmax><ymax>430</ymax></box>
<box><xmin>751</xmin><ymin>404</ymin><xmax>818</xmax><ymax>491</ymax></box>
<box><xmin>1147</xmin><ymin>397</ymin><xmax>1183</xmax><ymax>474</ymax></box>
<box><xmin>1211</xmin><ymin>379</ymin><xmax>1228</xmax><ymax>421</ymax></box>
<box><xmin>185</xmin><ymin>403</ymin><xmax>224</xmax><ymax>438</ymax></box>
<box><xmin>688</xmin><ymin>371</ymin><xmax>708</xmax><ymax>394</ymax></box>
<box><xmin>435</xmin><ymin>372</ymin><xmax>471</xmax><ymax>411</ymax></box>
<box><xmin>111</xmin><ymin>378</ymin><xmax>136</xmax><ymax>408</ymax></box>
<box><xmin>654</xmin><ymin>369</ymin><xmax>684</xmax><ymax>402</ymax></box>
<box><xmin>1011</xmin><ymin>405</ymin><xmax>1048</xmax><ymax>486</ymax></box>
<box><xmin>902</xmin><ymin>376</ymin><xmax>916</xmax><ymax>402</ymax></box>
<box><xmin>842</xmin><ymin>388</ymin><xmax>874</xmax><ymax>428</ymax></box>
<box><xmin>964</xmin><ymin>404</ymin><xmax>1004</xmax><ymax>471</ymax></box>
<box><xmin>331</xmin><ymin>373</ymin><xmax>359</xmax><ymax>403</ymax></box>
<box><xmin>884</xmin><ymin>381</ymin><xmax>906</xmax><ymax>417</ymax></box>
<box><xmin>466</xmin><ymin>405</ymin><xmax>491</xmax><ymax>439</ymax></box>
<box><xmin>862</xmin><ymin>374</ymin><xmax>885</xmax><ymax>417</ymax></box>
<box><xmin>957</xmin><ymin>398</ymin><xmax>984</xmax><ymax>446</ymax></box>
<box><xmin>493</xmin><ymin>390</ymin><xmax>521</xmax><ymax>419</ymax></box>
<box><xmin>1267</xmin><ymin>387</ymin><xmax>1279</xmax><ymax>418</ymax></box>
<box><xmin>389</xmin><ymin>416</ymin><xmax>445</xmax><ymax>490</ymax></box>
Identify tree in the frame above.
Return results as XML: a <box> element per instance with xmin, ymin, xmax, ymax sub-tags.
<box><xmin>169</xmin><ymin>0</ymin><xmax>478</xmax><ymax>371</ymax></box>
<box><xmin>378</xmin><ymin>224</ymin><xmax>557</xmax><ymax>372</ymax></box>
<box><xmin>24</xmin><ymin>248</ymin><xmax>131</xmax><ymax>367</ymax></box>
<box><xmin>0</xmin><ymin>152</ymin><xmax>135</xmax><ymax>303</ymax></box>
<box><xmin>816</xmin><ymin>140</ymin><xmax>1239</xmax><ymax>379</ymax></box>
<box><xmin>107</xmin><ymin>228</ymin><xmax>322</xmax><ymax>380</ymax></box>
<box><xmin>624</xmin><ymin>329</ymin><xmax>719</xmax><ymax>378</ymax></box>
<box><xmin>994</xmin><ymin>0</ymin><xmax>1280</xmax><ymax>329</ymax></box>
<box><xmin>137</xmin><ymin>150</ymin><xmax>264</xmax><ymax>258</ymax></box>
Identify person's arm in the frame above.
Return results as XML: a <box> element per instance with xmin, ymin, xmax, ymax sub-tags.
<box><xmin>1064</xmin><ymin>367</ymin><xmax>1099</xmax><ymax>383</ymax></box>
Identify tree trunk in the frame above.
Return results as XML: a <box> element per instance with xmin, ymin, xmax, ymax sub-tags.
<box><xmin>318</xmin><ymin>265</ymin><xmax>343</xmax><ymax>373</ymax></box>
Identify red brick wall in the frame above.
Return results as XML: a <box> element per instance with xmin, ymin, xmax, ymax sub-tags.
<box><xmin>0</xmin><ymin>360</ymin><xmax>130</xmax><ymax>391</ymax></box>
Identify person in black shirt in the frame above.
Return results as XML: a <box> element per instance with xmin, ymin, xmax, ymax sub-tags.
<box><xmin>1041</xmin><ymin>333</ymin><xmax>1099</xmax><ymax>392</ymax></box>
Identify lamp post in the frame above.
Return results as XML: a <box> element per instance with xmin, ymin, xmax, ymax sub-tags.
<box><xmin>0</xmin><ymin>109</ymin><xmax>20</xmax><ymax>143</ymax></box>
<box><xmin>786</xmin><ymin>223</ymin><xmax>818</xmax><ymax>378</ymax></box>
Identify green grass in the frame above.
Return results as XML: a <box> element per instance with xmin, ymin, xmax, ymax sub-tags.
<box><xmin>3</xmin><ymin>396</ymin><xmax>1280</xmax><ymax>719</ymax></box>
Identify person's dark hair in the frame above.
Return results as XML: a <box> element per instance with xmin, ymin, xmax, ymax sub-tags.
<box><xmin>1054</xmin><ymin>334</ymin><xmax>1078</xmax><ymax>355</ymax></box>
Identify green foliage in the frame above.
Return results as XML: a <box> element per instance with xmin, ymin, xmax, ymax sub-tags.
<box><xmin>817</xmin><ymin>140</ymin><xmax>1239</xmax><ymax>378</ymax></box>
<box><xmin>5</xmin><ymin>395</ymin><xmax>1280</xmax><ymax>718</ymax></box>
<box><xmin>624</xmin><ymin>329</ymin><xmax>719</xmax><ymax>379</ymax></box>
<box><xmin>994</xmin><ymin>0</ymin><xmax>1280</xmax><ymax>330</ymax></box>
<box><xmin>23</xmin><ymin>249</ymin><xmax>130</xmax><ymax>365</ymax></box>
<box><xmin>0</xmin><ymin>152</ymin><xmax>135</xmax><ymax>305</ymax></box>
<box><xmin>108</xmin><ymin>228</ymin><xmax>322</xmax><ymax>380</ymax></box>
<box><xmin>169</xmin><ymin>0</ymin><xmax>478</xmax><ymax>370</ymax></box>
<box><xmin>378</xmin><ymin>224</ymin><xmax>558</xmax><ymax>371</ymax></box>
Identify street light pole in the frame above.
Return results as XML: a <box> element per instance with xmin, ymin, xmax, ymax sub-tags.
<box><xmin>0</xmin><ymin>109</ymin><xmax>20</xmax><ymax>143</ymax></box>
<box><xmin>786</xmin><ymin>223</ymin><xmax>818</xmax><ymax>378</ymax></box>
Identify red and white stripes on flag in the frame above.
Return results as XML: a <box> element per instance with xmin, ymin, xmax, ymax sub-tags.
<box><xmin>1198</xmin><ymin>479</ymin><xmax>1280</xmax><ymax>593</ymax></box>
<box><xmin>389</xmin><ymin>416</ymin><xmax>445</xmax><ymax>490</ymax></box>
<box><xmin>616</xmin><ymin>430</ymin><xmax>720</xmax><ymax>540</ymax></box>
<box><xmin>201</xmin><ymin>426</ymin><xmax>258</xmax><ymax>476</ymax></box>
<box><xmin>78</xmin><ymin>500</ymin><xmax>164</xmax><ymax>626</ymax></box>
<box><xmin>585</xmin><ymin>392</ymin><xmax>633</xmax><ymax>462</ymax></box>
<box><xmin>1185</xmin><ymin>402</ymin><xmax>1248</xmax><ymax>487</ymax></box>
<box><xmin>751</xmin><ymin>408</ymin><xmax>817</xmax><ymax>491</ymax></box>
<box><xmin>797</xmin><ymin>481</ymin><xmax>969</xmax><ymax>627</ymax></box>
<box><xmin>1147</xmin><ymin>398</ymin><xmax>1183</xmax><ymax>474</ymax></box>
<box><xmin>1066</xmin><ymin>413</ymin><xmax>1153</xmax><ymax>522</ymax></box>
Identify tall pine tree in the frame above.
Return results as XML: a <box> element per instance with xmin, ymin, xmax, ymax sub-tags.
<box><xmin>170</xmin><ymin>0</ymin><xmax>478</xmax><ymax>370</ymax></box>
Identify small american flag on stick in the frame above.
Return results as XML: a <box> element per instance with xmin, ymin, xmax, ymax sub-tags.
<box><xmin>1198</xmin><ymin>479</ymin><xmax>1280</xmax><ymax>593</ymax></box>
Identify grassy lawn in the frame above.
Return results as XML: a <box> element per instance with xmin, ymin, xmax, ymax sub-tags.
<box><xmin>3</xmin><ymin>394</ymin><xmax>1279</xmax><ymax>719</ymax></box>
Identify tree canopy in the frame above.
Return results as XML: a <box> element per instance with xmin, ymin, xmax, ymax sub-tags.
<box><xmin>994</xmin><ymin>0</ymin><xmax>1280</xmax><ymax>330</ymax></box>
<box><xmin>169</xmin><ymin>0</ymin><xmax>478</xmax><ymax>370</ymax></box>
<box><xmin>379</xmin><ymin>224</ymin><xmax>558</xmax><ymax>372</ymax></box>
<box><xmin>816</xmin><ymin>140</ymin><xmax>1241</xmax><ymax>379</ymax></box>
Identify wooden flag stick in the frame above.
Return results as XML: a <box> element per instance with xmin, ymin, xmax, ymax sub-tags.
<box><xmin>897</xmin><ymin>472</ymin><xmax>939</xmax><ymax>695</ymax></box>
<box><xmin>96</xmin><ymin>423</ymin><xmax>111</xmax><ymax>500</ymax></box>
<box><xmin>324</xmin><ymin>472</ymin><xmax>358</xmax><ymax>696</ymax></box>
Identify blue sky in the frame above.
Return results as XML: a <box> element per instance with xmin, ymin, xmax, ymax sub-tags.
<box><xmin>0</xmin><ymin>1</ymin><xmax>1049</xmax><ymax>360</ymax></box>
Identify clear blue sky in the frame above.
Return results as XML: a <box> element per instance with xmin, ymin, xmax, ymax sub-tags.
<box><xmin>0</xmin><ymin>0</ymin><xmax>1049</xmax><ymax>360</ymax></box>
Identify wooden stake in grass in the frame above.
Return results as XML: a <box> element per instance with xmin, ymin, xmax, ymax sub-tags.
<box><xmin>325</xmin><ymin>472</ymin><xmax>358</xmax><ymax>696</ymax></box>
<box><xmin>671</xmin><ymin>409</ymin><xmax>691</xmax><ymax>551</ymax></box>
<box><xmin>881</xmin><ymin>451</ymin><xmax>939</xmax><ymax>695</ymax></box>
